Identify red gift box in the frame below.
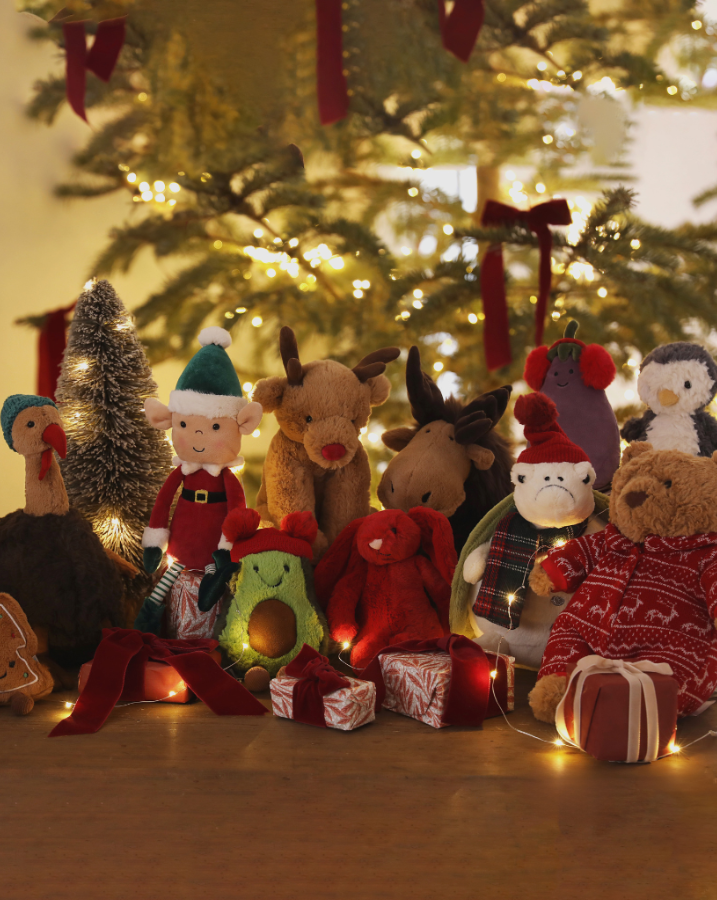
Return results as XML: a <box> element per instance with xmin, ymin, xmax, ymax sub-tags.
<box><xmin>379</xmin><ymin>647</ymin><xmax>514</xmax><ymax>729</ymax></box>
<box><xmin>78</xmin><ymin>651</ymin><xmax>221</xmax><ymax>704</ymax></box>
<box><xmin>271</xmin><ymin>673</ymin><xmax>376</xmax><ymax>730</ymax></box>
<box><xmin>555</xmin><ymin>656</ymin><xmax>679</xmax><ymax>763</ymax></box>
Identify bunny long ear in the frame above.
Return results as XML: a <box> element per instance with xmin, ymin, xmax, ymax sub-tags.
<box><xmin>313</xmin><ymin>517</ymin><xmax>366</xmax><ymax>611</ymax></box>
<box><xmin>407</xmin><ymin>507</ymin><xmax>457</xmax><ymax>585</ymax></box>
<box><xmin>221</xmin><ymin>508</ymin><xmax>261</xmax><ymax>545</ymax></box>
<box><xmin>281</xmin><ymin>511</ymin><xmax>318</xmax><ymax>544</ymax></box>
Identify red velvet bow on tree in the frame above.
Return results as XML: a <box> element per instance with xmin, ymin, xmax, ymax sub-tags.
<box><xmin>284</xmin><ymin>644</ymin><xmax>351</xmax><ymax>727</ymax></box>
<box><xmin>480</xmin><ymin>199</ymin><xmax>572</xmax><ymax>371</ymax></box>
<box><xmin>62</xmin><ymin>17</ymin><xmax>126</xmax><ymax>122</ymax></box>
<box><xmin>359</xmin><ymin>634</ymin><xmax>493</xmax><ymax>727</ymax></box>
<box><xmin>315</xmin><ymin>0</ymin><xmax>484</xmax><ymax>126</ymax></box>
<box><xmin>37</xmin><ymin>301</ymin><xmax>76</xmax><ymax>400</ymax></box>
<box><xmin>49</xmin><ymin>628</ymin><xmax>267</xmax><ymax>737</ymax></box>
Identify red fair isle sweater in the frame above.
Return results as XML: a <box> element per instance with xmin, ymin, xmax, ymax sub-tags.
<box><xmin>539</xmin><ymin>524</ymin><xmax>717</xmax><ymax>716</ymax></box>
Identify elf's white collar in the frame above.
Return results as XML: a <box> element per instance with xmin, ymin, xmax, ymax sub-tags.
<box><xmin>173</xmin><ymin>455</ymin><xmax>244</xmax><ymax>477</ymax></box>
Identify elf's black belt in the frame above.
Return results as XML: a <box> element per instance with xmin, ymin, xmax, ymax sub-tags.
<box><xmin>181</xmin><ymin>489</ymin><xmax>227</xmax><ymax>504</ymax></box>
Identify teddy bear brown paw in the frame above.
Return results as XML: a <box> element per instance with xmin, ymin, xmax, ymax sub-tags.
<box><xmin>529</xmin><ymin>562</ymin><xmax>555</xmax><ymax>597</ymax></box>
<box><xmin>528</xmin><ymin>674</ymin><xmax>567</xmax><ymax>724</ymax></box>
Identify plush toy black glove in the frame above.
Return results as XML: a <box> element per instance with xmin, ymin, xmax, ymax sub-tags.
<box><xmin>198</xmin><ymin>550</ymin><xmax>239</xmax><ymax>613</ymax></box>
<box><xmin>143</xmin><ymin>546</ymin><xmax>163</xmax><ymax>574</ymax></box>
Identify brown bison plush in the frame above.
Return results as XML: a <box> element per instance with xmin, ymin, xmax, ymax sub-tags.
<box><xmin>253</xmin><ymin>328</ymin><xmax>399</xmax><ymax>558</ymax></box>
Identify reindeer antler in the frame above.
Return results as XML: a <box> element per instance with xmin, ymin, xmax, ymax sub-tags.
<box><xmin>279</xmin><ymin>326</ymin><xmax>304</xmax><ymax>385</ymax></box>
<box><xmin>405</xmin><ymin>345</ymin><xmax>447</xmax><ymax>425</ymax></box>
<box><xmin>352</xmin><ymin>347</ymin><xmax>400</xmax><ymax>383</ymax></box>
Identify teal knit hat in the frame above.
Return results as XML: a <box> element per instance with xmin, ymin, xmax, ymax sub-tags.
<box><xmin>168</xmin><ymin>328</ymin><xmax>246</xmax><ymax>419</ymax></box>
<box><xmin>1</xmin><ymin>394</ymin><xmax>56</xmax><ymax>451</ymax></box>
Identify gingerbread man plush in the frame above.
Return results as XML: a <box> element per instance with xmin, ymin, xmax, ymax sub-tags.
<box><xmin>0</xmin><ymin>593</ymin><xmax>53</xmax><ymax>715</ymax></box>
<box><xmin>314</xmin><ymin>507</ymin><xmax>457</xmax><ymax>669</ymax></box>
<box><xmin>135</xmin><ymin>327</ymin><xmax>262</xmax><ymax>638</ymax></box>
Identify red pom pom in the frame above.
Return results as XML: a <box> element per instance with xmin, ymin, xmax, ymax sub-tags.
<box><xmin>514</xmin><ymin>392</ymin><xmax>558</xmax><ymax>429</ymax></box>
<box><xmin>523</xmin><ymin>346</ymin><xmax>551</xmax><ymax>390</ymax></box>
<box><xmin>281</xmin><ymin>511</ymin><xmax>318</xmax><ymax>545</ymax></box>
<box><xmin>222</xmin><ymin>507</ymin><xmax>261</xmax><ymax>544</ymax></box>
<box><xmin>580</xmin><ymin>344</ymin><xmax>616</xmax><ymax>390</ymax></box>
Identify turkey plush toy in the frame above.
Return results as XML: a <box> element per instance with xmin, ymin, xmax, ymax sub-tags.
<box><xmin>524</xmin><ymin>320</ymin><xmax>619</xmax><ymax>490</ymax></box>
<box><xmin>528</xmin><ymin>441</ymin><xmax>717</xmax><ymax>724</ymax></box>
<box><xmin>621</xmin><ymin>342</ymin><xmax>717</xmax><ymax>456</ymax></box>
<box><xmin>314</xmin><ymin>507</ymin><xmax>457</xmax><ymax>669</ymax></box>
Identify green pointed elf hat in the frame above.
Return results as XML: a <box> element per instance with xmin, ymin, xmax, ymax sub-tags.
<box><xmin>168</xmin><ymin>327</ymin><xmax>246</xmax><ymax>419</ymax></box>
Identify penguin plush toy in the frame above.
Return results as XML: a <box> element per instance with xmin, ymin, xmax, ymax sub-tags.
<box><xmin>621</xmin><ymin>342</ymin><xmax>717</xmax><ymax>456</ymax></box>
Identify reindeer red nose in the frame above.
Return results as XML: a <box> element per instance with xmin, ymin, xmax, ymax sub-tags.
<box><xmin>42</xmin><ymin>423</ymin><xmax>67</xmax><ymax>459</ymax></box>
<box><xmin>322</xmin><ymin>443</ymin><xmax>347</xmax><ymax>461</ymax></box>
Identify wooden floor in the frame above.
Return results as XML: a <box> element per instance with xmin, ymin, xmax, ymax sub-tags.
<box><xmin>2</xmin><ymin>669</ymin><xmax>716</xmax><ymax>900</ymax></box>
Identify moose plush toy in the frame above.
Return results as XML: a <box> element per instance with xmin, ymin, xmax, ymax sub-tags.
<box><xmin>450</xmin><ymin>392</ymin><xmax>608</xmax><ymax>670</ymax></box>
<box><xmin>378</xmin><ymin>346</ymin><xmax>514</xmax><ymax>554</ymax></box>
<box><xmin>529</xmin><ymin>441</ymin><xmax>717</xmax><ymax>723</ymax></box>
<box><xmin>524</xmin><ymin>320</ymin><xmax>619</xmax><ymax>490</ymax></box>
<box><xmin>314</xmin><ymin>507</ymin><xmax>457</xmax><ymax>669</ymax></box>
<box><xmin>135</xmin><ymin>327</ymin><xmax>262</xmax><ymax>639</ymax></box>
<box><xmin>252</xmin><ymin>327</ymin><xmax>399</xmax><ymax>559</ymax></box>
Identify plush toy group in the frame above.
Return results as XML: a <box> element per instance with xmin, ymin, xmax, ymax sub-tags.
<box><xmin>4</xmin><ymin>312</ymin><xmax>717</xmax><ymax>741</ymax></box>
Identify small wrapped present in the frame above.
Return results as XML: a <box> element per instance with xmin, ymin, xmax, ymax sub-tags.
<box><xmin>555</xmin><ymin>656</ymin><xmax>679</xmax><ymax>763</ymax></box>
<box><xmin>360</xmin><ymin>635</ymin><xmax>514</xmax><ymax>729</ymax></box>
<box><xmin>270</xmin><ymin>644</ymin><xmax>376</xmax><ymax>730</ymax></box>
<box><xmin>50</xmin><ymin>629</ymin><xmax>267</xmax><ymax>737</ymax></box>
<box><xmin>78</xmin><ymin>653</ymin><xmax>220</xmax><ymax>704</ymax></box>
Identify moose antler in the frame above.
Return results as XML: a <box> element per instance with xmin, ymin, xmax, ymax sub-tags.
<box><xmin>279</xmin><ymin>326</ymin><xmax>304</xmax><ymax>385</ymax></box>
<box><xmin>352</xmin><ymin>347</ymin><xmax>400</xmax><ymax>383</ymax></box>
<box><xmin>455</xmin><ymin>386</ymin><xmax>511</xmax><ymax>445</ymax></box>
<box><xmin>405</xmin><ymin>346</ymin><xmax>447</xmax><ymax>425</ymax></box>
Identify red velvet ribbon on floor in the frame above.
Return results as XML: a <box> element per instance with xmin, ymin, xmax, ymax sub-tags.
<box><xmin>480</xmin><ymin>199</ymin><xmax>572</xmax><ymax>371</ymax></box>
<box><xmin>62</xmin><ymin>17</ymin><xmax>126</xmax><ymax>122</ymax></box>
<box><xmin>315</xmin><ymin>0</ymin><xmax>484</xmax><ymax>126</ymax></box>
<box><xmin>285</xmin><ymin>644</ymin><xmax>350</xmax><ymax>727</ymax></box>
<box><xmin>37</xmin><ymin>302</ymin><xmax>75</xmax><ymax>400</ymax></box>
<box><xmin>359</xmin><ymin>634</ymin><xmax>491</xmax><ymax>727</ymax></box>
<box><xmin>49</xmin><ymin>628</ymin><xmax>267</xmax><ymax>736</ymax></box>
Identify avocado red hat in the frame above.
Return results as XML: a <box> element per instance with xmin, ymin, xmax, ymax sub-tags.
<box><xmin>221</xmin><ymin>508</ymin><xmax>317</xmax><ymax>562</ymax></box>
<box><xmin>515</xmin><ymin>393</ymin><xmax>590</xmax><ymax>465</ymax></box>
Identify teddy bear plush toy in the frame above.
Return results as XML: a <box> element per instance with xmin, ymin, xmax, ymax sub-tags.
<box><xmin>529</xmin><ymin>441</ymin><xmax>717</xmax><ymax>723</ymax></box>
<box><xmin>135</xmin><ymin>327</ymin><xmax>262</xmax><ymax>639</ymax></box>
<box><xmin>450</xmin><ymin>392</ymin><xmax>608</xmax><ymax>670</ymax></box>
<box><xmin>524</xmin><ymin>320</ymin><xmax>619</xmax><ymax>490</ymax></box>
<box><xmin>621</xmin><ymin>341</ymin><xmax>717</xmax><ymax>456</ymax></box>
<box><xmin>314</xmin><ymin>507</ymin><xmax>457</xmax><ymax>669</ymax></box>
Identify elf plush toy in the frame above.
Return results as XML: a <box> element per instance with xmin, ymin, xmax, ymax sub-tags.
<box><xmin>135</xmin><ymin>327</ymin><xmax>262</xmax><ymax>638</ymax></box>
<box><xmin>450</xmin><ymin>392</ymin><xmax>606</xmax><ymax>669</ymax></box>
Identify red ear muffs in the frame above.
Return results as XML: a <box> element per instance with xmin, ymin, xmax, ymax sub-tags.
<box><xmin>523</xmin><ymin>345</ymin><xmax>551</xmax><ymax>390</ymax></box>
<box><xmin>281</xmin><ymin>511</ymin><xmax>318</xmax><ymax>545</ymax></box>
<box><xmin>580</xmin><ymin>344</ymin><xmax>616</xmax><ymax>390</ymax></box>
<box><xmin>222</xmin><ymin>507</ymin><xmax>261</xmax><ymax>544</ymax></box>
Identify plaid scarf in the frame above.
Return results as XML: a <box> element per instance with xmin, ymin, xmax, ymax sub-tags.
<box><xmin>472</xmin><ymin>511</ymin><xmax>587</xmax><ymax>629</ymax></box>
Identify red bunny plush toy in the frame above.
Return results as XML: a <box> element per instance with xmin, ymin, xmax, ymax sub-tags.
<box><xmin>314</xmin><ymin>507</ymin><xmax>457</xmax><ymax>669</ymax></box>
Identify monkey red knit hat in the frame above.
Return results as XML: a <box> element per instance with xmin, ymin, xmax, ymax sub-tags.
<box><xmin>515</xmin><ymin>393</ymin><xmax>590</xmax><ymax>465</ymax></box>
<box><xmin>222</xmin><ymin>508</ymin><xmax>317</xmax><ymax>562</ymax></box>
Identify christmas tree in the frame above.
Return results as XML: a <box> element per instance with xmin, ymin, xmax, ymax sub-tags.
<box><xmin>55</xmin><ymin>279</ymin><xmax>173</xmax><ymax>569</ymax></box>
<box><xmin>18</xmin><ymin>1</ymin><xmax>717</xmax><ymax>492</ymax></box>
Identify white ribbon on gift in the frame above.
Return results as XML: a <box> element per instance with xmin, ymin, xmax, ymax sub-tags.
<box><xmin>555</xmin><ymin>655</ymin><xmax>674</xmax><ymax>763</ymax></box>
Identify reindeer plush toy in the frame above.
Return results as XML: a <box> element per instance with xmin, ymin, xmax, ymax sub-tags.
<box><xmin>252</xmin><ymin>327</ymin><xmax>399</xmax><ymax>559</ymax></box>
<box><xmin>135</xmin><ymin>327</ymin><xmax>262</xmax><ymax>638</ymax></box>
<box><xmin>314</xmin><ymin>507</ymin><xmax>457</xmax><ymax>669</ymax></box>
<box><xmin>378</xmin><ymin>346</ymin><xmax>514</xmax><ymax>553</ymax></box>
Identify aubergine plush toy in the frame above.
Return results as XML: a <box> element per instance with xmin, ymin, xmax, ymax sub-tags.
<box><xmin>523</xmin><ymin>320</ymin><xmax>619</xmax><ymax>491</ymax></box>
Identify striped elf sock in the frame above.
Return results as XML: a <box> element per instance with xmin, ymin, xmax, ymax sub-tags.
<box><xmin>146</xmin><ymin>560</ymin><xmax>185</xmax><ymax>607</ymax></box>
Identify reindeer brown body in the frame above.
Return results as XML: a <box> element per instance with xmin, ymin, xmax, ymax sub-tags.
<box><xmin>378</xmin><ymin>347</ymin><xmax>514</xmax><ymax>553</ymax></box>
<box><xmin>253</xmin><ymin>328</ymin><xmax>399</xmax><ymax>558</ymax></box>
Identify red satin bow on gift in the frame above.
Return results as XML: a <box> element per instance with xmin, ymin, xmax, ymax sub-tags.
<box><xmin>62</xmin><ymin>17</ymin><xmax>126</xmax><ymax>122</ymax></box>
<box><xmin>480</xmin><ymin>199</ymin><xmax>572</xmax><ymax>371</ymax></box>
<box><xmin>315</xmin><ymin>0</ymin><xmax>484</xmax><ymax>126</ymax></box>
<box><xmin>285</xmin><ymin>644</ymin><xmax>350</xmax><ymax>728</ymax></box>
<box><xmin>359</xmin><ymin>634</ymin><xmax>492</xmax><ymax>727</ymax></box>
<box><xmin>49</xmin><ymin>628</ymin><xmax>267</xmax><ymax>737</ymax></box>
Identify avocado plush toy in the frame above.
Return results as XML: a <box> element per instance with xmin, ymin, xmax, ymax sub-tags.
<box><xmin>213</xmin><ymin>509</ymin><xmax>328</xmax><ymax>691</ymax></box>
